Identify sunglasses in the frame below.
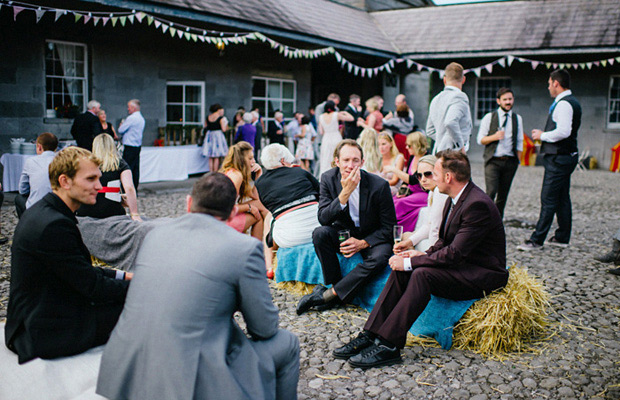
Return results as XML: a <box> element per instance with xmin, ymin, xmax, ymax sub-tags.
<box><xmin>414</xmin><ymin>171</ymin><xmax>433</xmax><ymax>180</ymax></box>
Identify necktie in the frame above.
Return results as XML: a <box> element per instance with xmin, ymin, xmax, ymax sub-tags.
<box><xmin>548</xmin><ymin>101</ymin><xmax>557</xmax><ymax>114</ymax></box>
<box><xmin>442</xmin><ymin>201</ymin><xmax>453</xmax><ymax>233</ymax></box>
<box><xmin>502</xmin><ymin>113</ymin><xmax>509</xmax><ymax>129</ymax></box>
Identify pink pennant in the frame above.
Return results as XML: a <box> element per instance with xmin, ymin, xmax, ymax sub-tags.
<box><xmin>13</xmin><ymin>6</ymin><xmax>25</xmax><ymax>21</ymax></box>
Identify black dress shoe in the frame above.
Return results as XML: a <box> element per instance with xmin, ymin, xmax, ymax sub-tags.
<box><xmin>348</xmin><ymin>341</ymin><xmax>402</xmax><ymax>369</ymax></box>
<box><xmin>0</xmin><ymin>235</ymin><xmax>8</xmax><ymax>245</ymax></box>
<box><xmin>608</xmin><ymin>267</ymin><xmax>620</xmax><ymax>276</ymax></box>
<box><xmin>333</xmin><ymin>331</ymin><xmax>375</xmax><ymax>359</ymax></box>
<box><xmin>296</xmin><ymin>285</ymin><xmax>328</xmax><ymax>315</ymax></box>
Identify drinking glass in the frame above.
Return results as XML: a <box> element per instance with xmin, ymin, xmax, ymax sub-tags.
<box><xmin>338</xmin><ymin>230</ymin><xmax>350</xmax><ymax>243</ymax></box>
<box><xmin>393</xmin><ymin>225</ymin><xmax>403</xmax><ymax>244</ymax></box>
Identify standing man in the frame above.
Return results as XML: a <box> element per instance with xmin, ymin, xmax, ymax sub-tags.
<box><xmin>97</xmin><ymin>172</ymin><xmax>299</xmax><ymax>400</ymax></box>
<box><xmin>518</xmin><ymin>69</ymin><xmax>581</xmax><ymax>251</ymax></box>
<box><xmin>5</xmin><ymin>147</ymin><xmax>131</xmax><ymax>364</ymax></box>
<box><xmin>426</xmin><ymin>62</ymin><xmax>472</xmax><ymax>154</ymax></box>
<box><xmin>477</xmin><ymin>88</ymin><xmax>524</xmax><ymax>218</ymax></box>
<box><xmin>118</xmin><ymin>99</ymin><xmax>145</xmax><ymax>190</ymax></box>
<box><xmin>15</xmin><ymin>132</ymin><xmax>58</xmax><ymax>218</ymax></box>
<box><xmin>343</xmin><ymin>94</ymin><xmax>363</xmax><ymax>140</ymax></box>
<box><xmin>296</xmin><ymin>139</ymin><xmax>396</xmax><ymax>314</ymax></box>
<box><xmin>333</xmin><ymin>150</ymin><xmax>508</xmax><ymax>369</ymax></box>
<box><xmin>71</xmin><ymin>99</ymin><xmax>102</xmax><ymax>151</ymax></box>
<box><xmin>268</xmin><ymin>111</ymin><xmax>286</xmax><ymax>145</ymax></box>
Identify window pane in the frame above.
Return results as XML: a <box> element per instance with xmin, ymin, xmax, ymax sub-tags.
<box><xmin>185</xmin><ymin>86</ymin><xmax>201</xmax><ymax>103</ymax></box>
<box><xmin>477</xmin><ymin>78</ymin><xmax>511</xmax><ymax>119</ymax></box>
<box><xmin>268</xmin><ymin>100</ymin><xmax>280</xmax><ymax>117</ymax></box>
<box><xmin>267</xmin><ymin>81</ymin><xmax>280</xmax><ymax>99</ymax></box>
<box><xmin>167</xmin><ymin>105</ymin><xmax>183</xmax><ymax>123</ymax></box>
<box><xmin>251</xmin><ymin>100</ymin><xmax>265</xmax><ymax>116</ymax></box>
<box><xmin>610</xmin><ymin>78</ymin><xmax>620</xmax><ymax>125</ymax></box>
<box><xmin>185</xmin><ymin>105</ymin><xmax>201</xmax><ymax>123</ymax></box>
<box><xmin>282</xmin><ymin>82</ymin><xmax>294</xmax><ymax>99</ymax></box>
<box><xmin>167</xmin><ymin>86</ymin><xmax>183</xmax><ymax>103</ymax></box>
<box><xmin>252</xmin><ymin>79</ymin><xmax>265</xmax><ymax>97</ymax></box>
<box><xmin>281</xmin><ymin>101</ymin><xmax>294</xmax><ymax>118</ymax></box>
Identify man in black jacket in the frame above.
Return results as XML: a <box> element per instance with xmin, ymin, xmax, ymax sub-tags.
<box><xmin>296</xmin><ymin>139</ymin><xmax>396</xmax><ymax>314</ymax></box>
<box><xmin>5</xmin><ymin>147</ymin><xmax>131</xmax><ymax>364</ymax></box>
<box><xmin>70</xmin><ymin>100</ymin><xmax>102</xmax><ymax>151</ymax></box>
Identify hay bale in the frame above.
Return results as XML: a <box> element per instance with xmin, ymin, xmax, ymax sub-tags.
<box><xmin>275</xmin><ymin>281</ymin><xmax>316</xmax><ymax>296</ymax></box>
<box><xmin>451</xmin><ymin>266</ymin><xmax>550</xmax><ymax>358</ymax></box>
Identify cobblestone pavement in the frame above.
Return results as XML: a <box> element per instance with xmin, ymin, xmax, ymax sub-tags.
<box><xmin>0</xmin><ymin>164</ymin><xmax>618</xmax><ymax>399</ymax></box>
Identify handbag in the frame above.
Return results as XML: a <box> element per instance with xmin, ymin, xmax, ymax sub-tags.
<box><xmin>397</xmin><ymin>183</ymin><xmax>411</xmax><ymax>197</ymax></box>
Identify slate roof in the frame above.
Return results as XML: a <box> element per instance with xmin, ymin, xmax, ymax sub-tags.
<box><xmin>371</xmin><ymin>0</ymin><xmax>620</xmax><ymax>58</ymax></box>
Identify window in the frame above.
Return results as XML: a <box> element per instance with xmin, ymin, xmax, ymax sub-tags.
<box><xmin>45</xmin><ymin>40</ymin><xmax>88</xmax><ymax>117</ymax></box>
<box><xmin>608</xmin><ymin>76</ymin><xmax>620</xmax><ymax>128</ymax></box>
<box><xmin>251</xmin><ymin>77</ymin><xmax>296</xmax><ymax>124</ymax></box>
<box><xmin>166</xmin><ymin>82</ymin><xmax>205</xmax><ymax>126</ymax></box>
<box><xmin>475</xmin><ymin>77</ymin><xmax>511</xmax><ymax>121</ymax></box>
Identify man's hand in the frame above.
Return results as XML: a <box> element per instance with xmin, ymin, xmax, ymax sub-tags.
<box><xmin>393</xmin><ymin>240</ymin><xmax>413</xmax><ymax>254</ymax></box>
<box><xmin>399</xmin><ymin>250</ymin><xmax>425</xmax><ymax>258</ymax></box>
<box><xmin>340</xmin><ymin>237</ymin><xmax>369</xmax><ymax>258</ymax></box>
<box><xmin>388</xmin><ymin>255</ymin><xmax>405</xmax><ymax>271</ymax></box>
<box><xmin>125</xmin><ymin>272</ymin><xmax>134</xmax><ymax>281</ymax></box>
<box><xmin>531</xmin><ymin>129</ymin><xmax>543</xmax><ymax>141</ymax></box>
<box><xmin>494</xmin><ymin>129</ymin><xmax>506</xmax><ymax>141</ymax></box>
<box><xmin>338</xmin><ymin>166</ymin><xmax>360</xmax><ymax>205</ymax></box>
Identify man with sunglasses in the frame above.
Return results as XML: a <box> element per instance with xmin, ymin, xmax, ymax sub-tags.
<box><xmin>477</xmin><ymin>87</ymin><xmax>524</xmax><ymax>218</ymax></box>
<box><xmin>333</xmin><ymin>150</ymin><xmax>508</xmax><ymax>369</ymax></box>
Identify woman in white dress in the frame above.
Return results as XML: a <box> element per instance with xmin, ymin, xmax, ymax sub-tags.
<box><xmin>392</xmin><ymin>155</ymin><xmax>449</xmax><ymax>252</ymax></box>
<box><xmin>318</xmin><ymin>100</ymin><xmax>354</xmax><ymax>176</ymax></box>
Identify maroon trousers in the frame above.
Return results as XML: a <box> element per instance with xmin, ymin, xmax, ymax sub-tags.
<box><xmin>364</xmin><ymin>265</ymin><xmax>508</xmax><ymax>348</ymax></box>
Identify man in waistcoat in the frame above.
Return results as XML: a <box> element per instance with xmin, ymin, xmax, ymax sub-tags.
<box><xmin>518</xmin><ymin>69</ymin><xmax>581</xmax><ymax>251</ymax></box>
<box><xmin>476</xmin><ymin>88</ymin><xmax>523</xmax><ymax>218</ymax></box>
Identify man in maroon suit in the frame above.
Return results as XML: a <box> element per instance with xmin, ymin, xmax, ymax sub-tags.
<box><xmin>333</xmin><ymin>150</ymin><xmax>509</xmax><ymax>369</ymax></box>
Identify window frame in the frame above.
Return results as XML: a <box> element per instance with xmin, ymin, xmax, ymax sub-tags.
<box><xmin>474</xmin><ymin>76</ymin><xmax>512</xmax><ymax>122</ymax></box>
<box><xmin>165</xmin><ymin>81</ymin><xmax>206</xmax><ymax>127</ymax></box>
<box><xmin>251</xmin><ymin>76</ymin><xmax>297</xmax><ymax>125</ymax></box>
<box><xmin>44</xmin><ymin>39</ymin><xmax>88</xmax><ymax>113</ymax></box>
<box><xmin>608</xmin><ymin>75</ymin><xmax>620</xmax><ymax>129</ymax></box>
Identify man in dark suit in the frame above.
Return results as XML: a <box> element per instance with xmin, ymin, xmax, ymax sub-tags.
<box><xmin>343</xmin><ymin>94</ymin><xmax>362</xmax><ymax>140</ymax></box>
<box><xmin>268</xmin><ymin>111</ymin><xmax>286</xmax><ymax>145</ymax></box>
<box><xmin>70</xmin><ymin>100</ymin><xmax>103</xmax><ymax>151</ymax></box>
<box><xmin>334</xmin><ymin>150</ymin><xmax>509</xmax><ymax>369</ymax></box>
<box><xmin>296</xmin><ymin>139</ymin><xmax>396</xmax><ymax>314</ymax></box>
<box><xmin>5</xmin><ymin>147</ymin><xmax>131</xmax><ymax>364</ymax></box>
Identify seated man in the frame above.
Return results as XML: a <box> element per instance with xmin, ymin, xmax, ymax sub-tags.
<box><xmin>15</xmin><ymin>132</ymin><xmax>58</xmax><ymax>218</ymax></box>
<box><xmin>97</xmin><ymin>172</ymin><xmax>299</xmax><ymax>400</ymax></box>
<box><xmin>5</xmin><ymin>147</ymin><xmax>131</xmax><ymax>364</ymax></box>
<box><xmin>296</xmin><ymin>139</ymin><xmax>396</xmax><ymax>314</ymax></box>
<box><xmin>335</xmin><ymin>150</ymin><xmax>509</xmax><ymax>369</ymax></box>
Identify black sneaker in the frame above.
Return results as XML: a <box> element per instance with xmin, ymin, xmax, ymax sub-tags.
<box><xmin>546</xmin><ymin>237</ymin><xmax>569</xmax><ymax>248</ymax></box>
<box><xmin>517</xmin><ymin>240</ymin><xmax>543</xmax><ymax>251</ymax></box>
<box><xmin>0</xmin><ymin>235</ymin><xmax>8</xmax><ymax>245</ymax></box>
<box><xmin>296</xmin><ymin>285</ymin><xmax>328</xmax><ymax>315</ymax></box>
<box><xmin>333</xmin><ymin>331</ymin><xmax>375</xmax><ymax>360</ymax></box>
<box><xmin>348</xmin><ymin>340</ymin><xmax>402</xmax><ymax>369</ymax></box>
<box><xmin>608</xmin><ymin>267</ymin><xmax>620</xmax><ymax>276</ymax></box>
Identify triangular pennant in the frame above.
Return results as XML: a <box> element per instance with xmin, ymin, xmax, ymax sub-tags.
<box><xmin>439</xmin><ymin>70</ymin><xmax>445</xmax><ymax>79</ymax></box>
<box><xmin>154</xmin><ymin>20</ymin><xmax>161</xmax><ymax>28</ymax></box>
<box><xmin>13</xmin><ymin>6</ymin><xmax>25</xmax><ymax>21</ymax></box>
<box><xmin>184</xmin><ymin>32</ymin><xmax>191</xmax><ymax>40</ymax></box>
<box><xmin>473</xmin><ymin>68</ymin><xmax>481</xmax><ymax>77</ymax></box>
<box><xmin>335</xmin><ymin>52</ymin><xmax>342</xmax><ymax>62</ymax></box>
<box><xmin>609</xmin><ymin>58</ymin><xmax>615</xmax><ymax>65</ymax></box>
<box><xmin>191</xmin><ymin>34</ymin><xmax>197</xmax><ymax>42</ymax></box>
<box><xmin>593</xmin><ymin>61</ymin><xmax>600</xmax><ymax>67</ymax></box>
<box><xmin>148</xmin><ymin>16</ymin><xmax>154</xmax><ymax>25</ymax></box>
<box><xmin>389</xmin><ymin>59</ymin><xmax>395</xmax><ymax>68</ymax></box>
<box><xmin>93</xmin><ymin>16</ymin><xmax>100</xmax><ymax>26</ymax></box>
<box><xmin>177</xmin><ymin>29</ymin><xmax>183</xmax><ymax>38</ymax></box>
<box><xmin>205</xmin><ymin>36</ymin><xmax>212</xmax><ymax>44</ymax></box>
<box><xmin>169</xmin><ymin>27</ymin><xmax>176</xmax><ymax>36</ymax></box>
<box><xmin>385</xmin><ymin>64</ymin><xmax>392</xmax><ymax>74</ymax></box>
<box><xmin>374</xmin><ymin>67</ymin><xmax>380</xmax><ymax>75</ymax></box>
<box><xmin>278</xmin><ymin>46</ymin><xmax>284</xmax><ymax>54</ymax></box>
<box><xmin>552</xmin><ymin>63</ymin><xmax>558</xmax><ymax>69</ymax></box>
<box><xmin>586</xmin><ymin>62</ymin><xmax>592</xmax><ymax>69</ymax></box>
<box><xmin>128</xmin><ymin>15</ymin><xmax>135</xmax><ymax>24</ymax></box>
<box><xmin>102</xmin><ymin>17</ymin><xmax>109</xmax><ymax>26</ymax></box>
<box><xmin>498</xmin><ymin>58</ymin><xmax>506</xmax><ymax>68</ymax></box>
<box><xmin>347</xmin><ymin>63</ymin><xmax>353</xmax><ymax>73</ymax></box>
<box><xmin>579</xmin><ymin>63</ymin><xmax>586</xmax><ymax>69</ymax></box>
<box><xmin>485</xmin><ymin>64</ymin><xmax>493</xmax><ymax>74</ymax></box>
<box><xmin>417</xmin><ymin>63</ymin><xmax>424</xmax><ymax>71</ymax></box>
<box><xmin>35</xmin><ymin>9</ymin><xmax>45</xmax><ymax>23</ymax></box>
<box><xmin>75</xmin><ymin>13</ymin><xmax>83</xmax><ymax>23</ymax></box>
<box><xmin>545</xmin><ymin>62</ymin><xmax>552</xmax><ymax>69</ymax></box>
<box><xmin>615</xmin><ymin>57</ymin><xmax>620</xmax><ymax>63</ymax></box>
<box><xmin>572</xmin><ymin>63</ymin><xmax>578</xmax><ymax>69</ymax></box>
<box><xmin>406</xmin><ymin>59</ymin><xmax>413</xmax><ymax>69</ymax></box>
<box><xmin>83</xmin><ymin>14</ymin><xmax>91</xmax><ymax>24</ymax></box>
<box><xmin>111</xmin><ymin>17</ymin><xmax>118</xmax><ymax>27</ymax></box>
<box><xmin>506</xmin><ymin>55</ymin><xmax>514</xmax><ymax>66</ymax></box>
<box><xmin>361</xmin><ymin>68</ymin><xmax>366</xmax><ymax>78</ymax></box>
<box><xmin>136</xmin><ymin>12</ymin><xmax>145</xmax><ymax>23</ymax></box>
<box><xmin>600</xmin><ymin>60</ymin><xmax>607</xmax><ymax>67</ymax></box>
<box><xmin>120</xmin><ymin>16</ymin><xmax>127</xmax><ymax>26</ymax></box>
<box><xmin>284</xmin><ymin>48</ymin><xmax>290</xmax><ymax>57</ymax></box>
<box><xmin>531</xmin><ymin>61</ymin><xmax>540</xmax><ymax>70</ymax></box>
<box><xmin>198</xmin><ymin>35</ymin><xmax>205</xmax><ymax>42</ymax></box>
<box><xmin>353</xmin><ymin>66</ymin><xmax>360</xmax><ymax>76</ymax></box>
<box><xmin>55</xmin><ymin>10</ymin><xmax>64</xmax><ymax>21</ymax></box>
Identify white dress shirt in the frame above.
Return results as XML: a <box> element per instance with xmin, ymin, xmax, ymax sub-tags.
<box><xmin>542</xmin><ymin>90</ymin><xmax>574</xmax><ymax>143</ymax></box>
<box><xmin>118</xmin><ymin>111</ymin><xmax>145</xmax><ymax>147</ymax></box>
<box><xmin>426</xmin><ymin>86</ymin><xmax>473</xmax><ymax>154</ymax></box>
<box><xmin>476</xmin><ymin>108</ymin><xmax>524</xmax><ymax>156</ymax></box>
<box><xmin>19</xmin><ymin>151</ymin><xmax>56</xmax><ymax>208</ymax></box>
<box><xmin>339</xmin><ymin>183</ymin><xmax>360</xmax><ymax>227</ymax></box>
<box><xmin>406</xmin><ymin>187</ymin><xmax>449</xmax><ymax>248</ymax></box>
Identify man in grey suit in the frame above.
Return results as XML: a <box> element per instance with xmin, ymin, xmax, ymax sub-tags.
<box><xmin>96</xmin><ymin>172</ymin><xmax>299</xmax><ymax>400</ymax></box>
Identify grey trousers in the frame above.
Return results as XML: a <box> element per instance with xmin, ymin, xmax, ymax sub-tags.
<box><xmin>252</xmin><ymin>329</ymin><xmax>300</xmax><ymax>400</ymax></box>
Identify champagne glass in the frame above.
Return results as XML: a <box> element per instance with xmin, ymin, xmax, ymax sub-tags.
<box><xmin>393</xmin><ymin>225</ymin><xmax>403</xmax><ymax>245</ymax></box>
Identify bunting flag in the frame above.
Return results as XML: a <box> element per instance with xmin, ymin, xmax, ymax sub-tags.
<box><xmin>3</xmin><ymin>0</ymin><xmax>620</xmax><ymax>79</ymax></box>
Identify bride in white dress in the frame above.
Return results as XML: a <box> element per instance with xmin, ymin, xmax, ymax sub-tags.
<box><xmin>318</xmin><ymin>100</ymin><xmax>354</xmax><ymax>177</ymax></box>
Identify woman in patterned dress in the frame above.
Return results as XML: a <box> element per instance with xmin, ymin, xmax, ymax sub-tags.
<box><xmin>202</xmin><ymin>103</ymin><xmax>229</xmax><ymax>173</ymax></box>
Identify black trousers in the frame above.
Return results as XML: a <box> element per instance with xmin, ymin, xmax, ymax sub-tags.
<box><xmin>15</xmin><ymin>193</ymin><xmax>28</xmax><ymax>219</ymax></box>
<box><xmin>484</xmin><ymin>157</ymin><xmax>519</xmax><ymax>218</ymax></box>
<box><xmin>364</xmin><ymin>266</ymin><xmax>508</xmax><ymax>348</ymax></box>
<box><xmin>530</xmin><ymin>154</ymin><xmax>578</xmax><ymax>245</ymax></box>
<box><xmin>122</xmin><ymin>145</ymin><xmax>141</xmax><ymax>190</ymax></box>
<box><xmin>313</xmin><ymin>225</ymin><xmax>392</xmax><ymax>303</ymax></box>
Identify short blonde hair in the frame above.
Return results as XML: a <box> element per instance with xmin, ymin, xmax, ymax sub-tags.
<box><xmin>406</xmin><ymin>131</ymin><xmax>428</xmax><ymax>157</ymax></box>
<box><xmin>444</xmin><ymin>62</ymin><xmax>464</xmax><ymax>83</ymax></box>
<box><xmin>378</xmin><ymin>132</ymin><xmax>399</xmax><ymax>159</ymax></box>
<box><xmin>365</xmin><ymin>98</ymin><xmax>379</xmax><ymax>112</ymax></box>
<box><xmin>49</xmin><ymin>147</ymin><xmax>101</xmax><ymax>190</ymax></box>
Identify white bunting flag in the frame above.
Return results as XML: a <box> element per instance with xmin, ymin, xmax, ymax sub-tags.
<box><xmin>507</xmin><ymin>55</ymin><xmax>514</xmax><ymax>66</ymax></box>
<box><xmin>35</xmin><ymin>9</ymin><xmax>46</xmax><ymax>23</ymax></box>
<box><xmin>498</xmin><ymin>58</ymin><xmax>506</xmax><ymax>68</ymax></box>
<box><xmin>406</xmin><ymin>59</ymin><xmax>413</xmax><ymax>69</ymax></box>
<box><xmin>485</xmin><ymin>63</ymin><xmax>493</xmax><ymax>74</ymax></box>
<box><xmin>154</xmin><ymin>20</ymin><xmax>161</xmax><ymax>28</ymax></box>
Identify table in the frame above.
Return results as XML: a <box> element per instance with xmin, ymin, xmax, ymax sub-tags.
<box><xmin>1</xmin><ymin>153</ymin><xmax>34</xmax><ymax>192</ymax></box>
<box><xmin>139</xmin><ymin>145</ymin><xmax>210</xmax><ymax>183</ymax></box>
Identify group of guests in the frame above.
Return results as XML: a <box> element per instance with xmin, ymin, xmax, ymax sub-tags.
<box><xmin>3</xmin><ymin>65</ymin><xmax>599</xmax><ymax>399</ymax></box>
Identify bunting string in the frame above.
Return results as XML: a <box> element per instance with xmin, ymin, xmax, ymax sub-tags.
<box><xmin>3</xmin><ymin>0</ymin><xmax>619</xmax><ymax>78</ymax></box>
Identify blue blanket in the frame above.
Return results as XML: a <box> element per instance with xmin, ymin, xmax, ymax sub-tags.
<box><xmin>276</xmin><ymin>242</ymin><xmax>476</xmax><ymax>349</ymax></box>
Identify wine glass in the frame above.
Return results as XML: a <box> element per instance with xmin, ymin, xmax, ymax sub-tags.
<box><xmin>393</xmin><ymin>225</ymin><xmax>403</xmax><ymax>245</ymax></box>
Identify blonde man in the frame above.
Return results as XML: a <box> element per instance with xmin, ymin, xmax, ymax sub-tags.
<box><xmin>426</xmin><ymin>62</ymin><xmax>473</xmax><ymax>154</ymax></box>
<box><xmin>5</xmin><ymin>147</ymin><xmax>131</xmax><ymax>364</ymax></box>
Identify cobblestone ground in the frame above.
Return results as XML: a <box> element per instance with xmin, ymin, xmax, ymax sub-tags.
<box><xmin>0</xmin><ymin>163</ymin><xmax>618</xmax><ymax>399</ymax></box>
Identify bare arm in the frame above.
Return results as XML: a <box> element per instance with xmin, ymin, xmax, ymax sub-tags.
<box><xmin>120</xmin><ymin>170</ymin><xmax>141</xmax><ymax>221</ymax></box>
<box><xmin>338</xmin><ymin>111</ymin><xmax>354</xmax><ymax>122</ymax></box>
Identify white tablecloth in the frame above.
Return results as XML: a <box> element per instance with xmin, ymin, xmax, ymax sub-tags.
<box><xmin>139</xmin><ymin>145</ymin><xmax>209</xmax><ymax>183</ymax></box>
<box><xmin>1</xmin><ymin>153</ymin><xmax>34</xmax><ymax>192</ymax></box>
